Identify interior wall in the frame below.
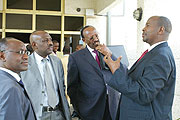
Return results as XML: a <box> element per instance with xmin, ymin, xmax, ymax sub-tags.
<box><xmin>96</xmin><ymin>0</ymin><xmax>116</xmax><ymax>14</ymax></box>
<box><xmin>65</xmin><ymin>0</ymin><xmax>95</xmax><ymax>15</ymax></box>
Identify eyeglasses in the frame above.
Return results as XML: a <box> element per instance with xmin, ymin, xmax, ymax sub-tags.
<box><xmin>4</xmin><ymin>50</ymin><xmax>31</xmax><ymax>56</ymax></box>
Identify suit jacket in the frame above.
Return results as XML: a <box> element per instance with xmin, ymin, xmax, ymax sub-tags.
<box><xmin>67</xmin><ymin>47</ymin><xmax>120</xmax><ymax>120</ymax></box>
<box><xmin>107</xmin><ymin>42</ymin><xmax>176</xmax><ymax>120</ymax></box>
<box><xmin>20</xmin><ymin>53</ymin><xmax>71</xmax><ymax>120</ymax></box>
<box><xmin>0</xmin><ymin>70</ymin><xmax>36</xmax><ymax>120</ymax></box>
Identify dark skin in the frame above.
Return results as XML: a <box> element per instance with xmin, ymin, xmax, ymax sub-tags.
<box><xmin>103</xmin><ymin>16</ymin><xmax>169</xmax><ymax>74</ymax></box>
<box><xmin>82</xmin><ymin>26</ymin><xmax>100</xmax><ymax>49</ymax></box>
<box><xmin>0</xmin><ymin>39</ymin><xmax>28</xmax><ymax>74</ymax></box>
<box><xmin>82</xmin><ymin>26</ymin><xmax>112</xmax><ymax>56</ymax></box>
<box><xmin>30</xmin><ymin>31</ymin><xmax>53</xmax><ymax>58</ymax></box>
<box><xmin>53</xmin><ymin>42</ymin><xmax>59</xmax><ymax>53</ymax></box>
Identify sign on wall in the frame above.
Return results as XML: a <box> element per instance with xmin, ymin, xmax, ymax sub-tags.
<box><xmin>0</xmin><ymin>0</ymin><xmax>3</xmax><ymax>10</ymax></box>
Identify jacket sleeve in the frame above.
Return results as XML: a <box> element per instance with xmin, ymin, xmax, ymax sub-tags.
<box><xmin>67</xmin><ymin>54</ymin><xmax>79</xmax><ymax>111</ymax></box>
<box><xmin>107</xmin><ymin>54</ymin><xmax>174</xmax><ymax>105</ymax></box>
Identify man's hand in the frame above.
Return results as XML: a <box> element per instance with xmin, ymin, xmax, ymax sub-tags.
<box><xmin>96</xmin><ymin>44</ymin><xmax>112</xmax><ymax>56</ymax></box>
<box><xmin>104</xmin><ymin>54</ymin><xmax>122</xmax><ymax>74</ymax></box>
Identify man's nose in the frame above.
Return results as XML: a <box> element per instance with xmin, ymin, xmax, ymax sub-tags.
<box><xmin>22</xmin><ymin>53</ymin><xmax>28</xmax><ymax>60</ymax></box>
<box><xmin>48</xmin><ymin>39</ymin><xmax>53</xmax><ymax>45</ymax></box>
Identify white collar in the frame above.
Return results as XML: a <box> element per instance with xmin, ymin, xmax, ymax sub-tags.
<box><xmin>0</xmin><ymin>67</ymin><xmax>21</xmax><ymax>82</ymax></box>
<box><xmin>34</xmin><ymin>52</ymin><xmax>49</xmax><ymax>63</ymax></box>
<box><xmin>148</xmin><ymin>41</ymin><xmax>166</xmax><ymax>52</ymax></box>
<box><xmin>87</xmin><ymin>45</ymin><xmax>94</xmax><ymax>53</ymax></box>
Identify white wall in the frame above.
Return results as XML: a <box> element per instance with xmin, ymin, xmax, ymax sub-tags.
<box><xmin>110</xmin><ymin>0</ymin><xmax>137</xmax><ymax>67</ymax></box>
<box><xmin>65</xmin><ymin>0</ymin><xmax>95</xmax><ymax>15</ymax></box>
<box><xmin>86</xmin><ymin>16</ymin><xmax>107</xmax><ymax>44</ymax></box>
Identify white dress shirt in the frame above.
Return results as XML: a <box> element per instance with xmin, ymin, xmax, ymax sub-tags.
<box><xmin>148</xmin><ymin>41</ymin><xmax>166</xmax><ymax>52</ymax></box>
<box><xmin>34</xmin><ymin>52</ymin><xmax>59</xmax><ymax>107</ymax></box>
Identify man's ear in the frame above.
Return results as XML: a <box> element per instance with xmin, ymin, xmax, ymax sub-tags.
<box><xmin>158</xmin><ymin>26</ymin><xmax>165</xmax><ymax>34</ymax></box>
<box><xmin>0</xmin><ymin>52</ymin><xmax>6</xmax><ymax>62</ymax></box>
<box><xmin>31</xmin><ymin>42</ymin><xmax>37</xmax><ymax>50</ymax></box>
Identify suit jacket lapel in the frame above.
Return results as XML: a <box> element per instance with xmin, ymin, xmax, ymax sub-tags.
<box><xmin>83</xmin><ymin>47</ymin><xmax>101</xmax><ymax>71</ymax></box>
<box><xmin>48</xmin><ymin>56</ymin><xmax>59</xmax><ymax>85</ymax></box>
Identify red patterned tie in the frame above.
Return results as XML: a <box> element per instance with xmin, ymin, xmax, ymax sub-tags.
<box><xmin>137</xmin><ymin>49</ymin><xmax>148</xmax><ymax>63</ymax></box>
<box><xmin>93</xmin><ymin>50</ymin><xmax>101</xmax><ymax>68</ymax></box>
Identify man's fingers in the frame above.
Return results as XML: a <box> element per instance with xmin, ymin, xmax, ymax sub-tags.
<box><xmin>117</xmin><ymin>56</ymin><xmax>122</xmax><ymax>63</ymax></box>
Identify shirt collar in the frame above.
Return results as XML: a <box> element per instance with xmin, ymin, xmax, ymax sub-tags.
<box><xmin>0</xmin><ymin>67</ymin><xmax>21</xmax><ymax>82</ymax></box>
<box><xmin>87</xmin><ymin>45</ymin><xmax>94</xmax><ymax>53</ymax></box>
<box><xmin>34</xmin><ymin>52</ymin><xmax>49</xmax><ymax>63</ymax></box>
<box><xmin>148</xmin><ymin>41</ymin><xmax>166</xmax><ymax>52</ymax></box>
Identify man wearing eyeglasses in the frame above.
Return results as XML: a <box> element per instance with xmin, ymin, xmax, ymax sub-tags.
<box><xmin>0</xmin><ymin>37</ymin><xmax>36</xmax><ymax>120</ymax></box>
<box><xmin>20</xmin><ymin>31</ymin><xmax>71</xmax><ymax>120</ymax></box>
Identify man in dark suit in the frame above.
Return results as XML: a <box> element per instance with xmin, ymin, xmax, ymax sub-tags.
<box><xmin>20</xmin><ymin>31</ymin><xmax>71</xmax><ymax>120</ymax></box>
<box><xmin>102</xmin><ymin>16</ymin><xmax>176</xmax><ymax>120</ymax></box>
<box><xmin>0</xmin><ymin>37</ymin><xmax>36</xmax><ymax>120</ymax></box>
<box><xmin>67</xmin><ymin>26</ymin><xmax>120</xmax><ymax>120</ymax></box>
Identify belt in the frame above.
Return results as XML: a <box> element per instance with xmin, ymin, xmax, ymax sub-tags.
<box><xmin>42</xmin><ymin>105</ymin><xmax>59</xmax><ymax>112</ymax></box>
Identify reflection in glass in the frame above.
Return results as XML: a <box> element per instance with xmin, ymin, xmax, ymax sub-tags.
<box><xmin>37</xmin><ymin>0</ymin><xmax>61</xmax><ymax>11</ymax></box>
<box><xmin>6</xmin><ymin>32</ymin><xmax>31</xmax><ymax>43</ymax></box>
<box><xmin>6</xmin><ymin>14</ymin><xmax>32</xmax><ymax>29</ymax></box>
<box><xmin>50</xmin><ymin>34</ymin><xmax>61</xmax><ymax>50</ymax></box>
<box><xmin>65</xmin><ymin>16</ymin><xmax>83</xmax><ymax>31</ymax></box>
<box><xmin>7</xmin><ymin>0</ymin><xmax>32</xmax><ymax>10</ymax></box>
<box><xmin>36</xmin><ymin>15</ymin><xmax>61</xmax><ymax>30</ymax></box>
<box><xmin>64</xmin><ymin>34</ymin><xmax>80</xmax><ymax>54</ymax></box>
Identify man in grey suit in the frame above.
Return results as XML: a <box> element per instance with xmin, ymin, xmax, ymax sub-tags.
<box><xmin>0</xmin><ymin>37</ymin><xmax>36</xmax><ymax>120</ymax></box>
<box><xmin>67</xmin><ymin>26</ymin><xmax>120</xmax><ymax>120</ymax></box>
<box><xmin>21</xmin><ymin>31</ymin><xmax>71</xmax><ymax>120</ymax></box>
<box><xmin>103</xmin><ymin>16</ymin><xmax>176</xmax><ymax>120</ymax></box>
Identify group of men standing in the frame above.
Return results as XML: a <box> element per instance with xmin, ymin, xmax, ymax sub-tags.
<box><xmin>0</xmin><ymin>15</ymin><xmax>176</xmax><ymax>120</ymax></box>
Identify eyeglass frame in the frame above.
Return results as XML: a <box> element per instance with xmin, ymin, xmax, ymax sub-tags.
<box><xmin>0</xmin><ymin>50</ymin><xmax>31</xmax><ymax>56</ymax></box>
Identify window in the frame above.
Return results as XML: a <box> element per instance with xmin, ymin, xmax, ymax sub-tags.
<box><xmin>50</xmin><ymin>34</ymin><xmax>61</xmax><ymax>50</ymax></box>
<box><xmin>36</xmin><ymin>15</ymin><xmax>61</xmax><ymax>31</ymax></box>
<box><xmin>36</xmin><ymin>0</ymin><xmax>61</xmax><ymax>11</ymax></box>
<box><xmin>7</xmin><ymin>0</ymin><xmax>33</xmax><ymax>10</ymax></box>
<box><xmin>6</xmin><ymin>14</ymin><xmax>32</xmax><ymax>30</ymax></box>
<box><xmin>2</xmin><ymin>0</ymin><xmax>84</xmax><ymax>51</ymax></box>
<box><xmin>0</xmin><ymin>13</ymin><xmax>2</xmax><ymax>29</ymax></box>
<box><xmin>64</xmin><ymin>34</ymin><xmax>80</xmax><ymax>53</ymax></box>
<box><xmin>65</xmin><ymin>16</ymin><xmax>84</xmax><ymax>31</ymax></box>
<box><xmin>6</xmin><ymin>32</ymin><xmax>31</xmax><ymax>43</ymax></box>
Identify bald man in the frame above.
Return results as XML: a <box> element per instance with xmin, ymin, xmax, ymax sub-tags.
<box><xmin>0</xmin><ymin>37</ymin><xmax>36</xmax><ymax>120</ymax></box>
<box><xmin>103</xmin><ymin>16</ymin><xmax>176</xmax><ymax>120</ymax></box>
<box><xmin>20</xmin><ymin>31</ymin><xmax>71</xmax><ymax>120</ymax></box>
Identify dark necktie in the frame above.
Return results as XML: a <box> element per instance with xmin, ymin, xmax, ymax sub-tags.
<box><xmin>93</xmin><ymin>50</ymin><xmax>101</xmax><ymax>68</ymax></box>
<box><xmin>137</xmin><ymin>49</ymin><xmax>148</xmax><ymax>63</ymax></box>
<box><xmin>18</xmin><ymin>80</ymin><xmax>29</xmax><ymax>97</ymax></box>
<box><xmin>42</xmin><ymin>58</ymin><xmax>57</xmax><ymax>108</ymax></box>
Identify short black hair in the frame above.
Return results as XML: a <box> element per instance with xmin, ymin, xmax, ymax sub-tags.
<box><xmin>52</xmin><ymin>40</ymin><xmax>59</xmax><ymax>44</ymax></box>
<box><xmin>80</xmin><ymin>25</ymin><xmax>93</xmax><ymax>39</ymax></box>
<box><xmin>0</xmin><ymin>37</ymin><xmax>14</xmax><ymax>51</ymax></box>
